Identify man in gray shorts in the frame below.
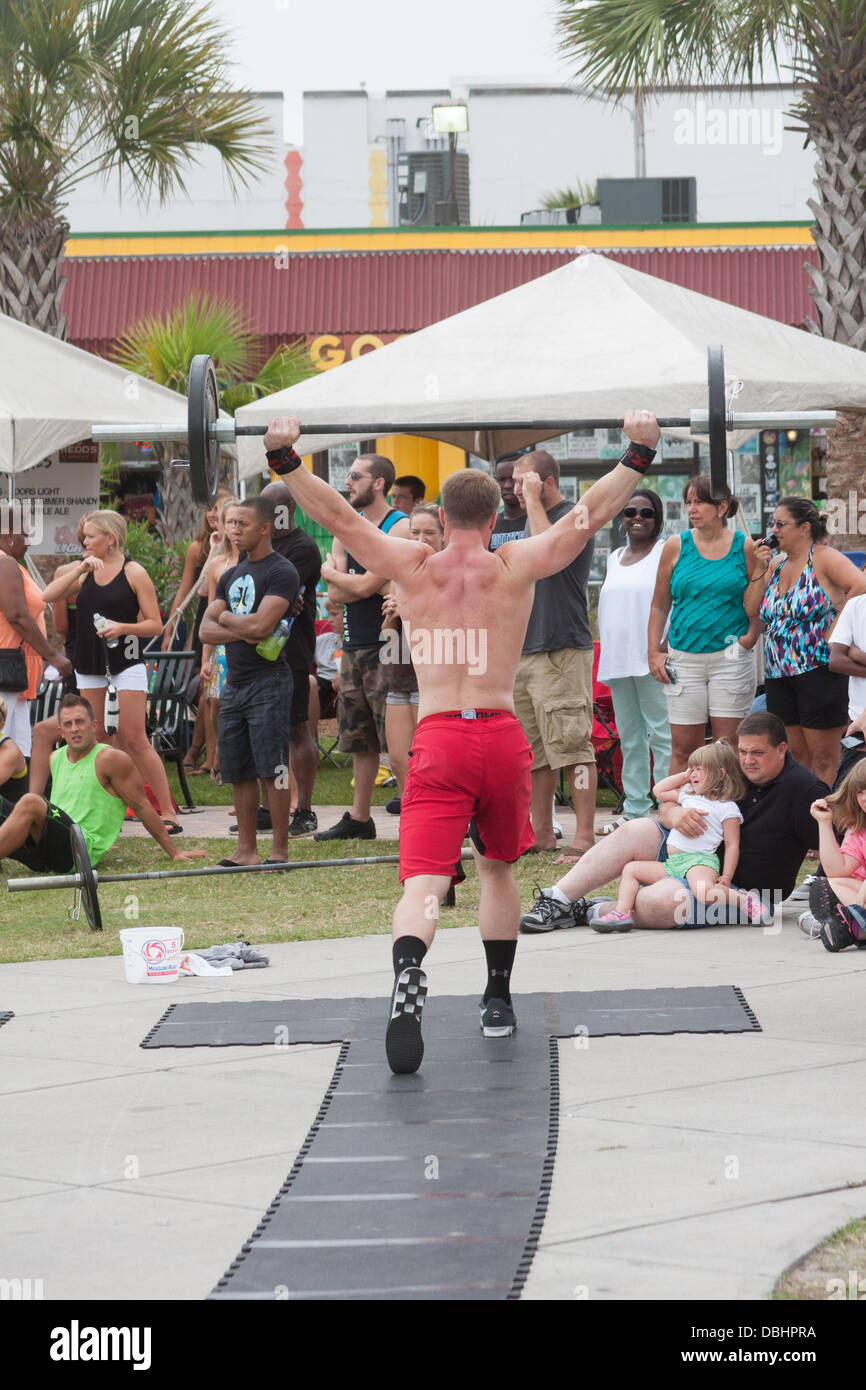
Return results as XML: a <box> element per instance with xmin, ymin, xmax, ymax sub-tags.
<box><xmin>511</xmin><ymin>452</ymin><xmax>596</xmax><ymax>860</ymax></box>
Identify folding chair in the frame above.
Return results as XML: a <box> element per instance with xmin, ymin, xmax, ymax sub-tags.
<box><xmin>315</xmin><ymin>681</ymin><xmax>350</xmax><ymax>769</ymax></box>
<box><xmin>145</xmin><ymin>651</ymin><xmax>200</xmax><ymax>812</ymax></box>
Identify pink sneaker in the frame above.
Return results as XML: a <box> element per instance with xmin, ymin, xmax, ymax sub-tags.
<box><xmin>592</xmin><ymin>908</ymin><xmax>634</xmax><ymax>934</ymax></box>
<box><xmin>741</xmin><ymin>891</ymin><xmax>772</xmax><ymax>925</ymax></box>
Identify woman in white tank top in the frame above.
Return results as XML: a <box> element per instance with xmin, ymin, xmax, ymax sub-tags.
<box><xmin>597</xmin><ymin>489</ymin><xmax>672</xmax><ymax>823</ymax></box>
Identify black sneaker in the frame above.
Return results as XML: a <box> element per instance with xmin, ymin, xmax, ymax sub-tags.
<box><xmin>480</xmin><ymin>997</ymin><xmax>517</xmax><ymax>1037</ymax></box>
<box><xmin>385</xmin><ymin>967</ymin><xmax>427</xmax><ymax>1074</ymax></box>
<box><xmin>256</xmin><ymin>806</ymin><xmax>273</xmax><ymax>831</ymax></box>
<box><xmin>519</xmin><ymin>886</ymin><xmax>589</xmax><ymax>934</ymax></box>
<box><xmin>289</xmin><ymin>809</ymin><xmax>318</xmax><ymax>837</ymax></box>
<box><xmin>810</xmin><ymin>877</ymin><xmax>862</xmax><ymax>952</ymax></box>
<box><xmin>314</xmin><ymin>812</ymin><xmax>376</xmax><ymax>842</ymax></box>
<box><xmin>385</xmin><ymin>797</ymin><xmax>401</xmax><ymax>815</ymax></box>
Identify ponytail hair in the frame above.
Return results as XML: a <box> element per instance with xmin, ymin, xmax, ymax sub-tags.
<box><xmin>776</xmin><ymin>496</ymin><xmax>828</xmax><ymax>542</ymax></box>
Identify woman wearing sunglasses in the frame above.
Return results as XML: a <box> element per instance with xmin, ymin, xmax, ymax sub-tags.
<box><xmin>597</xmin><ymin>489</ymin><xmax>672</xmax><ymax>825</ymax></box>
<box><xmin>746</xmin><ymin>497</ymin><xmax>866</xmax><ymax>786</ymax></box>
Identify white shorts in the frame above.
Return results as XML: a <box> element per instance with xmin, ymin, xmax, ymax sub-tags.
<box><xmin>75</xmin><ymin>663</ymin><xmax>150</xmax><ymax>694</ymax></box>
<box><xmin>664</xmin><ymin>640</ymin><xmax>757</xmax><ymax>725</ymax></box>
<box><xmin>0</xmin><ymin>690</ymin><xmax>32</xmax><ymax>757</ymax></box>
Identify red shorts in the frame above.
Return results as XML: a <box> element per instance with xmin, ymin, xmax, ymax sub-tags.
<box><xmin>399</xmin><ymin>711</ymin><xmax>533</xmax><ymax>884</ymax></box>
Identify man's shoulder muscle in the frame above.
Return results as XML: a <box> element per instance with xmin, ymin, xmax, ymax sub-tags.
<box><xmin>94</xmin><ymin>745</ymin><xmax>129</xmax><ymax>794</ymax></box>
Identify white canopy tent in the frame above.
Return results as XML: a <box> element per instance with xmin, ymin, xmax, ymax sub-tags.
<box><xmin>0</xmin><ymin>314</ymin><xmax>195</xmax><ymax>480</ymax></box>
<box><xmin>235</xmin><ymin>252</ymin><xmax>866</xmax><ymax>479</ymax></box>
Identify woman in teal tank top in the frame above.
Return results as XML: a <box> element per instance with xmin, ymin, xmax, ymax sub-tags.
<box><xmin>648</xmin><ymin>476</ymin><xmax>762</xmax><ymax>772</ymax></box>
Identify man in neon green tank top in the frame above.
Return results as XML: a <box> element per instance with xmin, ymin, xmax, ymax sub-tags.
<box><xmin>0</xmin><ymin>694</ymin><xmax>206</xmax><ymax>877</ymax></box>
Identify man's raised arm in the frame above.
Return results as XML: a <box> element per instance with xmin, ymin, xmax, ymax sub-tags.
<box><xmin>504</xmin><ymin>410</ymin><xmax>660</xmax><ymax>583</ymax></box>
<box><xmin>263</xmin><ymin>418</ymin><xmax>422</xmax><ymax>580</ymax></box>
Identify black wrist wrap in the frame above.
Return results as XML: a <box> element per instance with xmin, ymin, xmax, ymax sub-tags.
<box><xmin>621</xmin><ymin>442</ymin><xmax>656</xmax><ymax>474</ymax></box>
<box><xmin>266</xmin><ymin>445</ymin><xmax>303</xmax><ymax>474</ymax></box>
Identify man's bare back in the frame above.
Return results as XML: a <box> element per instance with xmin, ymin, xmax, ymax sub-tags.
<box><xmin>392</xmin><ymin>538</ymin><xmax>533</xmax><ymax>717</ymax></box>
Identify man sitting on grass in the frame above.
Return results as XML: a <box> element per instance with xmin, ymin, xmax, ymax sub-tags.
<box><xmin>0</xmin><ymin>694</ymin><xmax>206</xmax><ymax>879</ymax></box>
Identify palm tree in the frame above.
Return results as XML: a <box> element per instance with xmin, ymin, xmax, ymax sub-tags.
<box><xmin>556</xmin><ymin>0</ymin><xmax>866</xmax><ymax>542</ymax></box>
<box><xmin>0</xmin><ymin>0</ymin><xmax>271</xmax><ymax>336</ymax></box>
<box><xmin>113</xmin><ymin>292</ymin><xmax>317</xmax><ymax>542</ymax></box>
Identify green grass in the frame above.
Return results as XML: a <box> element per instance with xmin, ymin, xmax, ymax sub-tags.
<box><xmin>175</xmin><ymin>757</ymin><xmax>400</xmax><ymax>808</ymax></box>
<box><xmin>0</xmin><ymin>834</ymin><xmax>618</xmax><ymax>964</ymax></box>
<box><xmin>773</xmin><ymin>1216</ymin><xmax>866</xmax><ymax>1299</ymax></box>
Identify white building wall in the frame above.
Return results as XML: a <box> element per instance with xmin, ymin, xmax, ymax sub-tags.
<box><xmin>62</xmin><ymin>94</ymin><xmax>289</xmax><ymax>234</ymax></box>
<box><xmin>299</xmin><ymin>92</ymin><xmax>371</xmax><ymax>228</ymax></box>
<box><xmin>58</xmin><ymin>83</ymin><xmax>819</xmax><ymax>232</ymax></box>
<box><xmin>466</xmin><ymin>87</ymin><xmax>634</xmax><ymax>225</ymax></box>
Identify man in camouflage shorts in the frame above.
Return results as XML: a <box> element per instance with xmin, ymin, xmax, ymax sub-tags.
<box><xmin>314</xmin><ymin>455</ymin><xmax>411</xmax><ymax>840</ymax></box>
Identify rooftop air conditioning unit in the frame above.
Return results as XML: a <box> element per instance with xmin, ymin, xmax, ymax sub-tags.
<box><xmin>398</xmin><ymin>151</ymin><xmax>470</xmax><ymax>226</ymax></box>
<box><xmin>597</xmin><ymin>178</ymin><xmax>697</xmax><ymax>224</ymax></box>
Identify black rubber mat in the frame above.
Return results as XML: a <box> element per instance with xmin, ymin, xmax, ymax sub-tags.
<box><xmin>199</xmin><ymin>986</ymin><xmax>758</xmax><ymax>1300</ymax></box>
<box><xmin>0</xmin><ymin>1012</ymin><xmax>13</xmax><ymax>1030</ymax></box>
<box><xmin>209</xmin><ymin>1034</ymin><xmax>559</xmax><ymax>1301</ymax></box>
<box><xmin>143</xmin><ymin>986</ymin><xmax>758</xmax><ymax>1048</ymax></box>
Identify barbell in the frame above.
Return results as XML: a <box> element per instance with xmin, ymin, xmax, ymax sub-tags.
<box><xmin>6</xmin><ymin>827</ymin><xmax>475</xmax><ymax>933</ymax></box>
<box><xmin>91</xmin><ymin>345</ymin><xmax>838</xmax><ymax>507</ymax></box>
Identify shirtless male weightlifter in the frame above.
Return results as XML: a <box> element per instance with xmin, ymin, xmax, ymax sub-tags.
<box><xmin>264</xmin><ymin>412</ymin><xmax>661</xmax><ymax>1073</ymax></box>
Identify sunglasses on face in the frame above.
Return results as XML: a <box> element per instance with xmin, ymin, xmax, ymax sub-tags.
<box><xmin>622</xmin><ymin>507</ymin><xmax>655</xmax><ymax>519</ymax></box>
<box><xmin>346</xmin><ymin>470</ymin><xmax>369</xmax><ymax>483</ymax></box>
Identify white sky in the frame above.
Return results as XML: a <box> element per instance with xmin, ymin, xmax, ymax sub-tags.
<box><xmin>210</xmin><ymin>0</ymin><xmax>569</xmax><ymax>144</ymax></box>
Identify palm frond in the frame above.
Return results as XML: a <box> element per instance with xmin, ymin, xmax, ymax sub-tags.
<box><xmin>541</xmin><ymin>178</ymin><xmax>598</xmax><ymax>210</ymax></box>
<box><xmin>112</xmin><ymin>292</ymin><xmax>259</xmax><ymax>390</ymax></box>
<box><xmin>221</xmin><ymin>342</ymin><xmax>318</xmax><ymax>414</ymax></box>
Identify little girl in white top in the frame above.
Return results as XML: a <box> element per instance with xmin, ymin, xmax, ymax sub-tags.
<box><xmin>596</xmin><ymin>740</ymin><xmax>769</xmax><ymax>927</ymax></box>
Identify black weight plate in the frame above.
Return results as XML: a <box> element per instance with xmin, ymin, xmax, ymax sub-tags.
<box><xmin>188</xmin><ymin>354</ymin><xmax>220</xmax><ymax>508</ymax></box>
<box><xmin>70</xmin><ymin>822</ymin><xmax>102</xmax><ymax>933</ymax></box>
<box><xmin>707</xmin><ymin>343</ymin><xmax>727</xmax><ymax>496</ymax></box>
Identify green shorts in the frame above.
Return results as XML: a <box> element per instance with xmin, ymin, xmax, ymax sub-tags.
<box><xmin>663</xmin><ymin>849</ymin><xmax>720</xmax><ymax>878</ymax></box>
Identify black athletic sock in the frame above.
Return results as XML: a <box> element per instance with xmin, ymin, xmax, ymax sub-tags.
<box><xmin>393</xmin><ymin>936</ymin><xmax>428</xmax><ymax>976</ymax></box>
<box><xmin>483</xmin><ymin>940</ymin><xmax>517</xmax><ymax>1005</ymax></box>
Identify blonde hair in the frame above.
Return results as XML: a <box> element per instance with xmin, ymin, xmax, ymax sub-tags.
<box><xmin>84</xmin><ymin>510</ymin><xmax>127</xmax><ymax>553</ymax></box>
<box><xmin>827</xmin><ymin>760</ymin><xmax>866</xmax><ymax>835</ymax></box>
<box><xmin>0</xmin><ymin>694</ymin><xmax>7</xmax><ymax>730</ymax></box>
<box><xmin>688</xmin><ymin>740</ymin><xmax>745</xmax><ymax>803</ymax></box>
<box><xmin>214</xmin><ymin>495</ymin><xmax>240</xmax><ymax>560</ymax></box>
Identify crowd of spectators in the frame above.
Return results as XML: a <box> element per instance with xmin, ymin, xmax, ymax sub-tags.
<box><xmin>3</xmin><ymin>448</ymin><xmax>866</xmax><ymax>953</ymax></box>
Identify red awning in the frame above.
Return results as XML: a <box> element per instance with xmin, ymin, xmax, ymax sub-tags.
<box><xmin>61</xmin><ymin>246</ymin><xmax>816</xmax><ymax>361</ymax></box>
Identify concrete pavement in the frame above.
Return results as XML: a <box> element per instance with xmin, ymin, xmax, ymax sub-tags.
<box><xmin>2</xmin><ymin>809</ymin><xmax>865</xmax><ymax>1302</ymax></box>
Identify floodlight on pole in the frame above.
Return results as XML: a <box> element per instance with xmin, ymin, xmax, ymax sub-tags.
<box><xmin>431</xmin><ymin>103</ymin><xmax>469</xmax><ymax>134</ymax></box>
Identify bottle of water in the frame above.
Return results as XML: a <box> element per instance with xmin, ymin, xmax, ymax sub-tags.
<box><xmin>256</xmin><ymin>617</ymin><xmax>293</xmax><ymax>661</ymax></box>
<box><xmin>104</xmin><ymin>682</ymin><xmax>120</xmax><ymax>734</ymax></box>
<box><xmin>93</xmin><ymin>612</ymin><xmax>119</xmax><ymax>649</ymax></box>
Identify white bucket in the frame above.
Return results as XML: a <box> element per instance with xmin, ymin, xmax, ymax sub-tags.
<box><xmin>119</xmin><ymin>926</ymin><xmax>185</xmax><ymax>984</ymax></box>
